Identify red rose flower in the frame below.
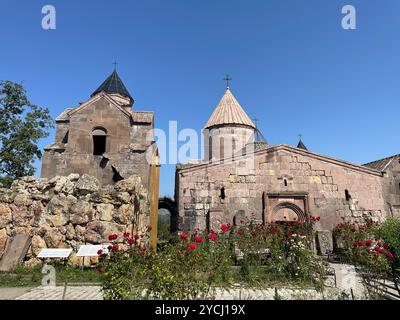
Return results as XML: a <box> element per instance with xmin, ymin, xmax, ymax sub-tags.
<box><xmin>123</xmin><ymin>232</ymin><xmax>130</xmax><ymax>239</ymax></box>
<box><xmin>128</xmin><ymin>238</ymin><xmax>134</xmax><ymax>245</ymax></box>
<box><xmin>366</xmin><ymin>240</ymin><xmax>373</xmax><ymax>246</ymax></box>
<box><xmin>386</xmin><ymin>252</ymin><xmax>394</xmax><ymax>261</ymax></box>
<box><xmin>194</xmin><ymin>237</ymin><xmax>203</xmax><ymax>243</ymax></box>
<box><xmin>180</xmin><ymin>232</ymin><xmax>188</xmax><ymax>240</ymax></box>
<box><xmin>108</xmin><ymin>234</ymin><xmax>118</xmax><ymax>241</ymax></box>
<box><xmin>353</xmin><ymin>242</ymin><xmax>358</xmax><ymax>247</ymax></box>
<box><xmin>358</xmin><ymin>240</ymin><xmax>365</xmax><ymax>247</ymax></box>
<box><xmin>147</xmin><ymin>225</ymin><xmax>152</xmax><ymax>232</ymax></box>
<box><xmin>111</xmin><ymin>244</ymin><xmax>119</xmax><ymax>251</ymax></box>
<box><xmin>134</xmin><ymin>234</ymin><xmax>140</xmax><ymax>240</ymax></box>
<box><xmin>97</xmin><ymin>249</ymin><xmax>103</xmax><ymax>255</ymax></box>
<box><xmin>383</xmin><ymin>243</ymin><xmax>389</xmax><ymax>249</ymax></box>
<box><xmin>107</xmin><ymin>245</ymin><xmax>113</xmax><ymax>250</ymax></box>
<box><xmin>209</xmin><ymin>233</ymin><xmax>217</xmax><ymax>241</ymax></box>
<box><xmin>221</xmin><ymin>224</ymin><xmax>229</xmax><ymax>233</ymax></box>
<box><xmin>367</xmin><ymin>249</ymin><xmax>372</xmax><ymax>254</ymax></box>
<box><xmin>316</xmin><ymin>217</ymin><xmax>321</xmax><ymax>221</ymax></box>
<box><xmin>377</xmin><ymin>242</ymin><xmax>383</xmax><ymax>247</ymax></box>
<box><xmin>188</xmin><ymin>243</ymin><xmax>196</xmax><ymax>250</ymax></box>
<box><xmin>374</xmin><ymin>252</ymin><xmax>379</xmax><ymax>257</ymax></box>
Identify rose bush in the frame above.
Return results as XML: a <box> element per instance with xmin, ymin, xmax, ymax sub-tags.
<box><xmin>99</xmin><ymin>227</ymin><xmax>233</xmax><ymax>300</ymax></box>
<box><xmin>231</xmin><ymin>218</ymin><xmax>316</xmax><ymax>283</ymax></box>
<box><xmin>98</xmin><ymin>217</ymin><xmax>321</xmax><ymax>299</ymax></box>
<box><xmin>377</xmin><ymin>217</ymin><xmax>400</xmax><ymax>270</ymax></box>
<box><xmin>333</xmin><ymin>219</ymin><xmax>394</xmax><ymax>275</ymax></box>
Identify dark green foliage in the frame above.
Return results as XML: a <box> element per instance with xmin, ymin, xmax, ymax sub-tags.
<box><xmin>377</xmin><ymin>218</ymin><xmax>400</xmax><ymax>269</ymax></box>
<box><xmin>0</xmin><ymin>81</ymin><xmax>53</xmax><ymax>186</ymax></box>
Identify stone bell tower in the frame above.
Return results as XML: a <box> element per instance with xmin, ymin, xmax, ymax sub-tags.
<box><xmin>41</xmin><ymin>68</ymin><xmax>156</xmax><ymax>187</ymax></box>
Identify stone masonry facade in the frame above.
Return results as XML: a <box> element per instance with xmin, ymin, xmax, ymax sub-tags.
<box><xmin>176</xmin><ymin>145</ymin><xmax>387</xmax><ymax>232</ymax></box>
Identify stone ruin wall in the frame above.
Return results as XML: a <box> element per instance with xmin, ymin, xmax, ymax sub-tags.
<box><xmin>0</xmin><ymin>174</ymin><xmax>148</xmax><ymax>267</ymax></box>
<box><xmin>41</xmin><ymin>95</ymin><xmax>154</xmax><ymax>189</ymax></box>
<box><xmin>176</xmin><ymin>146</ymin><xmax>387</xmax><ymax>232</ymax></box>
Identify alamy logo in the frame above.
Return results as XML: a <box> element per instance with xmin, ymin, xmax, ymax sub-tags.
<box><xmin>342</xmin><ymin>5</ymin><xmax>356</xmax><ymax>30</ymax></box>
<box><xmin>41</xmin><ymin>5</ymin><xmax>56</xmax><ymax>30</ymax></box>
<box><xmin>41</xmin><ymin>265</ymin><xmax>56</xmax><ymax>287</ymax></box>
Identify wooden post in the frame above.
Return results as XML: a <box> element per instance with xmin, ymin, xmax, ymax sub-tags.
<box><xmin>149</xmin><ymin>149</ymin><xmax>160</xmax><ymax>252</ymax></box>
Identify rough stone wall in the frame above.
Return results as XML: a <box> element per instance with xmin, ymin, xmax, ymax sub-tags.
<box><xmin>41</xmin><ymin>94</ymin><xmax>154</xmax><ymax>188</ymax></box>
<box><xmin>382</xmin><ymin>156</ymin><xmax>400</xmax><ymax>218</ymax></box>
<box><xmin>176</xmin><ymin>145</ymin><xmax>387</xmax><ymax>232</ymax></box>
<box><xmin>0</xmin><ymin>174</ymin><xmax>148</xmax><ymax>267</ymax></box>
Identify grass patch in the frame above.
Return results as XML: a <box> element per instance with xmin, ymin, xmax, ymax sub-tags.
<box><xmin>0</xmin><ymin>265</ymin><xmax>102</xmax><ymax>287</ymax></box>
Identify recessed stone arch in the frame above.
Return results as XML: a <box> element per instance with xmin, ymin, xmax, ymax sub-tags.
<box><xmin>263</xmin><ymin>193</ymin><xmax>309</xmax><ymax>224</ymax></box>
<box><xmin>158</xmin><ymin>197</ymin><xmax>178</xmax><ymax>233</ymax></box>
<box><xmin>271</xmin><ymin>202</ymin><xmax>306</xmax><ymax>223</ymax></box>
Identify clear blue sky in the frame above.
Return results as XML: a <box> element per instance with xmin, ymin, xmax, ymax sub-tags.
<box><xmin>1</xmin><ymin>0</ymin><xmax>400</xmax><ymax>197</ymax></box>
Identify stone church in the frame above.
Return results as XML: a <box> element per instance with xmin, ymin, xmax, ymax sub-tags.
<box><xmin>41</xmin><ymin>70</ymin><xmax>155</xmax><ymax>188</ymax></box>
<box><xmin>39</xmin><ymin>69</ymin><xmax>399</xmax><ymax>235</ymax></box>
<box><xmin>175</xmin><ymin>84</ymin><xmax>400</xmax><ymax>232</ymax></box>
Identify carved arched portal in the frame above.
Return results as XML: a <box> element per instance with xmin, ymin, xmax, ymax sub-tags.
<box><xmin>263</xmin><ymin>192</ymin><xmax>309</xmax><ymax>224</ymax></box>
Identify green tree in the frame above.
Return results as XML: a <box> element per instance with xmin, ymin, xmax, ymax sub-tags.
<box><xmin>0</xmin><ymin>80</ymin><xmax>53</xmax><ymax>187</ymax></box>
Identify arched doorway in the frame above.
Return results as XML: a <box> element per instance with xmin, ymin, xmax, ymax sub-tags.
<box><xmin>263</xmin><ymin>193</ymin><xmax>309</xmax><ymax>224</ymax></box>
<box><xmin>158</xmin><ymin>197</ymin><xmax>178</xmax><ymax>238</ymax></box>
<box><xmin>271</xmin><ymin>202</ymin><xmax>307</xmax><ymax>223</ymax></box>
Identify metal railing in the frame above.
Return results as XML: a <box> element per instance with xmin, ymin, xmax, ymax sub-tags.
<box><xmin>361</xmin><ymin>270</ymin><xmax>400</xmax><ymax>300</ymax></box>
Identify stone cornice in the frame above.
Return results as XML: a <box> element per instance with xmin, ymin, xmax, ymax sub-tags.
<box><xmin>177</xmin><ymin>144</ymin><xmax>383</xmax><ymax>177</ymax></box>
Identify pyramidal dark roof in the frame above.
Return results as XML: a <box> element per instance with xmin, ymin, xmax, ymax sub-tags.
<box><xmin>91</xmin><ymin>70</ymin><xmax>133</xmax><ymax>101</ymax></box>
<box><xmin>254</xmin><ymin>128</ymin><xmax>268</xmax><ymax>144</ymax></box>
<box><xmin>297</xmin><ymin>139</ymin><xmax>308</xmax><ymax>150</ymax></box>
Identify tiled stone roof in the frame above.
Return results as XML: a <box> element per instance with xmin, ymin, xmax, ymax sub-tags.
<box><xmin>55</xmin><ymin>108</ymin><xmax>73</xmax><ymax>122</ymax></box>
<box><xmin>91</xmin><ymin>70</ymin><xmax>133</xmax><ymax>101</ymax></box>
<box><xmin>204</xmin><ymin>88</ymin><xmax>255</xmax><ymax>129</ymax></box>
<box><xmin>363</xmin><ymin>154</ymin><xmax>399</xmax><ymax>172</ymax></box>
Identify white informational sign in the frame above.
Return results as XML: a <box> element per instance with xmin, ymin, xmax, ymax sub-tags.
<box><xmin>76</xmin><ymin>245</ymin><xmax>109</xmax><ymax>257</ymax></box>
<box><xmin>37</xmin><ymin>248</ymin><xmax>73</xmax><ymax>258</ymax></box>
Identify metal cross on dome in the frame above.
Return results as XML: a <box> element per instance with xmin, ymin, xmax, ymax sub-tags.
<box><xmin>223</xmin><ymin>74</ymin><xmax>232</xmax><ymax>89</ymax></box>
<box><xmin>253</xmin><ymin>117</ymin><xmax>259</xmax><ymax>128</ymax></box>
<box><xmin>112</xmin><ymin>61</ymin><xmax>118</xmax><ymax>70</ymax></box>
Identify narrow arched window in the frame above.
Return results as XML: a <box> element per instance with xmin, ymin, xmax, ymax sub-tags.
<box><xmin>284</xmin><ymin>178</ymin><xmax>288</xmax><ymax>187</ymax></box>
<box><xmin>220</xmin><ymin>187</ymin><xmax>226</xmax><ymax>200</ymax></box>
<box><xmin>220</xmin><ymin>137</ymin><xmax>225</xmax><ymax>159</ymax></box>
<box><xmin>345</xmin><ymin>190</ymin><xmax>351</xmax><ymax>202</ymax></box>
<box><xmin>208</xmin><ymin>136</ymin><xmax>212</xmax><ymax>160</ymax></box>
<box><xmin>92</xmin><ymin>127</ymin><xmax>107</xmax><ymax>155</ymax></box>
